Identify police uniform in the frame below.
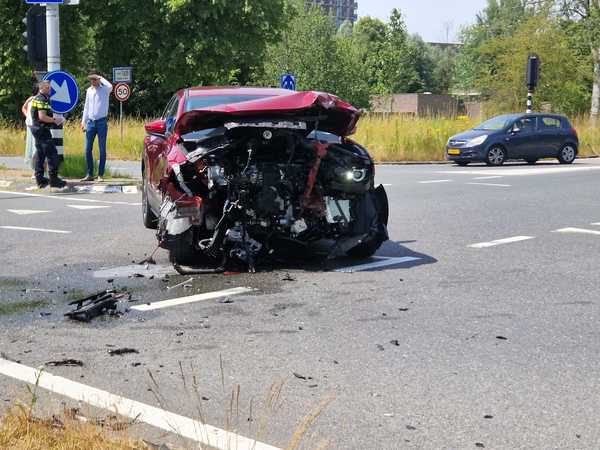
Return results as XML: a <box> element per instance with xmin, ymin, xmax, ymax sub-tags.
<box><xmin>30</xmin><ymin>92</ymin><xmax>62</xmax><ymax>187</ymax></box>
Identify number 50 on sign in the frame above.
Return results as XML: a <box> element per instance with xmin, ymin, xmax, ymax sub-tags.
<box><xmin>114</xmin><ymin>83</ymin><xmax>131</xmax><ymax>102</ymax></box>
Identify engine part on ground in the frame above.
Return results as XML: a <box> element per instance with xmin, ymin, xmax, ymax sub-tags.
<box><xmin>65</xmin><ymin>290</ymin><xmax>129</xmax><ymax>322</ymax></box>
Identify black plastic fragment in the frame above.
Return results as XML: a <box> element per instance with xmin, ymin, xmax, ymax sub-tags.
<box><xmin>65</xmin><ymin>290</ymin><xmax>127</xmax><ymax>322</ymax></box>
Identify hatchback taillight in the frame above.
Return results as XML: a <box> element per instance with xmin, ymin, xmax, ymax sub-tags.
<box><xmin>571</xmin><ymin>127</ymin><xmax>578</xmax><ymax>137</ymax></box>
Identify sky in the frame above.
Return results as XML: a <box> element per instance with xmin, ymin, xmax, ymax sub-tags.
<box><xmin>358</xmin><ymin>0</ymin><xmax>489</xmax><ymax>43</ymax></box>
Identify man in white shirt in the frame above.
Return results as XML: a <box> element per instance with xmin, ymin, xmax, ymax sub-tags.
<box><xmin>80</xmin><ymin>70</ymin><xmax>112</xmax><ymax>182</ymax></box>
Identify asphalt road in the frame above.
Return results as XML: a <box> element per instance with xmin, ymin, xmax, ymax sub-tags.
<box><xmin>1</xmin><ymin>159</ymin><xmax>600</xmax><ymax>449</ymax></box>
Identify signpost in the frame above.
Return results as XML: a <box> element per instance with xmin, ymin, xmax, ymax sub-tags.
<box><xmin>114</xmin><ymin>83</ymin><xmax>131</xmax><ymax>142</ymax></box>
<box><xmin>280</xmin><ymin>73</ymin><xmax>296</xmax><ymax>91</ymax></box>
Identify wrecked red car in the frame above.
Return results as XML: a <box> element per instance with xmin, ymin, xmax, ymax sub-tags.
<box><xmin>142</xmin><ymin>87</ymin><xmax>388</xmax><ymax>272</ymax></box>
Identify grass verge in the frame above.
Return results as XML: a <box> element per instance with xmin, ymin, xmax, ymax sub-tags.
<box><xmin>3</xmin><ymin>114</ymin><xmax>597</xmax><ymax>162</ymax></box>
<box><xmin>0</xmin><ymin>300</ymin><xmax>48</xmax><ymax>317</ymax></box>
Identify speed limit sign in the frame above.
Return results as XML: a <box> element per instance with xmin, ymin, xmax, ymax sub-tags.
<box><xmin>114</xmin><ymin>82</ymin><xmax>131</xmax><ymax>102</ymax></box>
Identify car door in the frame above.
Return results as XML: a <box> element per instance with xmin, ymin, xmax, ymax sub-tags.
<box><xmin>537</xmin><ymin>116</ymin><xmax>563</xmax><ymax>156</ymax></box>
<box><xmin>145</xmin><ymin>95</ymin><xmax>179</xmax><ymax>210</ymax></box>
<box><xmin>505</xmin><ymin>116</ymin><xmax>537</xmax><ymax>159</ymax></box>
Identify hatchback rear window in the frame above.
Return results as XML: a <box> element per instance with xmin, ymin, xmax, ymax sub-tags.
<box><xmin>540</xmin><ymin>117</ymin><xmax>561</xmax><ymax>129</ymax></box>
<box><xmin>186</xmin><ymin>95</ymin><xmax>272</xmax><ymax>111</ymax></box>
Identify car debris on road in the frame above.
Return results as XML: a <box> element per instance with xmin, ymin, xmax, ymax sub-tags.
<box><xmin>65</xmin><ymin>290</ymin><xmax>130</xmax><ymax>322</ymax></box>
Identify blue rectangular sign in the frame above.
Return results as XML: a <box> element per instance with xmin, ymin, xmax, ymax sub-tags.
<box><xmin>26</xmin><ymin>1</ymin><xmax>64</xmax><ymax>3</ymax></box>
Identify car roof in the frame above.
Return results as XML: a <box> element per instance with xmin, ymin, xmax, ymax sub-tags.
<box><xmin>185</xmin><ymin>86</ymin><xmax>294</xmax><ymax>97</ymax></box>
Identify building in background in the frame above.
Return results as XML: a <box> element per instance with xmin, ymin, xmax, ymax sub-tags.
<box><xmin>308</xmin><ymin>0</ymin><xmax>358</xmax><ymax>27</ymax></box>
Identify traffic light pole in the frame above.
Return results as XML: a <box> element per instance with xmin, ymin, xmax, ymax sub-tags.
<box><xmin>45</xmin><ymin>3</ymin><xmax>64</xmax><ymax>160</ymax></box>
<box><xmin>45</xmin><ymin>3</ymin><xmax>60</xmax><ymax>71</ymax></box>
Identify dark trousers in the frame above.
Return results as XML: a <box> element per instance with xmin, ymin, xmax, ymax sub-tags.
<box><xmin>32</xmin><ymin>127</ymin><xmax>59</xmax><ymax>181</ymax></box>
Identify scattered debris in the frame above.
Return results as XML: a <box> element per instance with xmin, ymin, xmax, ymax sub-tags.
<box><xmin>406</xmin><ymin>425</ymin><xmax>417</xmax><ymax>431</ymax></box>
<box><xmin>1</xmin><ymin>352</ymin><xmax>21</xmax><ymax>364</ymax></box>
<box><xmin>39</xmin><ymin>312</ymin><xmax>52</xmax><ymax>317</ymax></box>
<box><xmin>376</xmin><ymin>344</ymin><xmax>385</xmax><ymax>351</ymax></box>
<box><xmin>108</xmin><ymin>348</ymin><xmax>139</xmax><ymax>356</ymax></box>
<box><xmin>131</xmin><ymin>362</ymin><xmax>142</xmax><ymax>367</ymax></box>
<box><xmin>398</xmin><ymin>308</ymin><xmax>409</xmax><ymax>312</ymax></box>
<box><xmin>282</xmin><ymin>273</ymin><xmax>296</xmax><ymax>281</ymax></box>
<box><xmin>383</xmin><ymin>413</ymin><xmax>395</xmax><ymax>418</ymax></box>
<box><xmin>166</xmin><ymin>277</ymin><xmax>194</xmax><ymax>291</ymax></box>
<box><xmin>217</xmin><ymin>297</ymin><xmax>234</xmax><ymax>304</ymax></box>
<box><xmin>484</xmin><ymin>415</ymin><xmax>493</xmax><ymax>419</ymax></box>
<box><xmin>475</xmin><ymin>444</ymin><xmax>485</xmax><ymax>448</ymax></box>
<box><xmin>308</xmin><ymin>384</ymin><xmax>318</xmax><ymax>388</ymax></box>
<box><xmin>23</xmin><ymin>288</ymin><xmax>55</xmax><ymax>294</ymax></box>
<box><xmin>496</xmin><ymin>336</ymin><xmax>508</xmax><ymax>341</ymax></box>
<box><xmin>293</xmin><ymin>372</ymin><xmax>313</xmax><ymax>381</ymax></box>
<box><xmin>131</xmin><ymin>273</ymin><xmax>145</xmax><ymax>278</ymax></box>
<box><xmin>176</xmin><ymin>331</ymin><xmax>184</xmax><ymax>337</ymax></box>
<box><xmin>107</xmin><ymin>279</ymin><xmax>114</xmax><ymax>284</ymax></box>
<box><xmin>390</xmin><ymin>340</ymin><xmax>400</xmax><ymax>346</ymax></box>
<box><xmin>45</xmin><ymin>359</ymin><xmax>84</xmax><ymax>367</ymax></box>
<box><xmin>65</xmin><ymin>290</ymin><xmax>129</xmax><ymax>322</ymax></box>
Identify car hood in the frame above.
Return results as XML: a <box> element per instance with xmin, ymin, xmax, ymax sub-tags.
<box><xmin>450</xmin><ymin>129</ymin><xmax>496</xmax><ymax>141</ymax></box>
<box><xmin>174</xmin><ymin>91</ymin><xmax>360</xmax><ymax>137</ymax></box>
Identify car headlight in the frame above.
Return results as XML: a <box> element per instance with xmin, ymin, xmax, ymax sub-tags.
<box><xmin>466</xmin><ymin>135</ymin><xmax>488</xmax><ymax>147</ymax></box>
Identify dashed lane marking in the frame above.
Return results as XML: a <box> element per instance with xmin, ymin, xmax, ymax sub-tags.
<box><xmin>0</xmin><ymin>225</ymin><xmax>70</xmax><ymax>234</ymax></box>
<box><xmin>591</xmin><ymin>223</ymin><xmax>600</xmax><ymax>226</ymax></box>
<box><xmin>66</xmin><ymin>205</ymin><xmax>111</xmax><ymax>210</ymax></box>
<box><xmin>436</xmin><ymin>165</ymin><xmax>600</xmax><ymax>177</ymax></box>
<box><xmin>553</xmin><ymin>227</ymin><xmax>600</xmax><ymax>236</ymax></box>
<box><xmin>130</xmin><ymin>287</ymin><xmax>257</xmax><ymax>311</ymax></box>
<box><xmin>469</xmin><ymin>236</ymin><xmax>535</xmax><ymax>248</ymax></box>
<box><xmin>0</xmin><ymin>358</ymin><xmax>281</xmax><ymax>450</ymax></box>
<box><xmin>335</xmin><ymin>256</ymin><xmax>421</xmax><ymax>273</ymax></box>
<box><xmin>419</xmin><ymin>179</ymin><xmax>453</xmax><ymax>184</ymax></box>
<box><xmin>473</xmin><ymin>176</ymin><xmax>504</xmax><ymax>180</ymax></box>
<box><xmin>466</xmin><ymin>182</ymin><xmax>511</xmax><ymax>187</ymax></box>
<box><xmin>6</xmin><ymin>209</ymin><xmax>50</xmax><ymax>215</ymax></box>
<box><xmin>0</xmin><ymin>190</ymin><xmax>141</xmax><ymax>206</ymax></box>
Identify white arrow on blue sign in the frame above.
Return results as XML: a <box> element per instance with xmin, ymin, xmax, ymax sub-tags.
<box><xmin>43</xmin><ymin>70</ymin><xmax>79</xmax><ymax>114</ymax></box>
<box><xmin>26</xmin><ymin>0</ymin><xmax>64</xmax><ymax>3</ymax></box>
<box><xmin>280</xmin><ymin>73</ymin><xmax>296</xmax><ymax>91</ymax></box>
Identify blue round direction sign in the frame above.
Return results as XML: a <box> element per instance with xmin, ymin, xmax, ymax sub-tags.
<box><xmin>42</xmin><ymin>71</ymin><xmax>79</xmax><ymax>114</ymax></box>
<box><xmin>280</xmin><ymin>73</ymin><xmax>296</xmax><ymax>91</ymax></box>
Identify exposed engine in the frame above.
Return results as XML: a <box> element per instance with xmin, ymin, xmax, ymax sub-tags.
<box><xmin>157</xmin><ymin>121</ymin><xmax>388</xmax><ymax>272</ymax></box>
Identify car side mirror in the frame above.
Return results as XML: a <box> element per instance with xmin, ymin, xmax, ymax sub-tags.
<box><xmin>511</xmin><ymin>126</ymin><xmax>521</xmax><ymax>134</ymax></box>
<box><xmin>145</xmin><ymin>119</ymin><xmax>167</xmax><ymax>136</ymax></box>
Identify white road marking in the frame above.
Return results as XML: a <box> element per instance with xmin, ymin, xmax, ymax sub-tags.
<box><xmin>0</xmin><ymin>181</ymin><xmax>13</xmax><ymax>187</ymax></box>
<box><xmin>131</xmin><ymin>287</ymin><xmax>257</xmax><ymax>311</ymax></box>
<box><xmin>591</xmin><ymin>223</ymin><xmax>600</xmax><ymax>226</ymax></box>
<box><xmin>0</xmin><ymin>226</ymin><xmax>71</xmax><ymax>234</ymax></box>
<box><xmin>382</xmin><ymin>184</ymin><xmax>393</xmax><ymax>187</ymax></box>
<box><xmin>93</xmin><ymin>264</ymin><xmax>177</xmax><ymax>279</ymax></box>
<box><xmin>473</xmin><ymin>176</ymin><xmax>504</xmax><ymax>180</ymax></box>
<box><xmin>466</xmin><ymin>182</ymin><xmax>512</xmax><ymax>187</ymax></box>
<box><xmin>553</xmin><ymin>227</ymin><xmax>600</xmax><ymax>236</ymax></box>
<box><xmin>0</xmin><ymin>190</ymin><xmax>141</xmax><ymax>206</ymax></box>
<box><xmin>67</xmin><ymin>204</ymin><xmax>111</xmax><ymax>210</ymax></box>
<box><xmin>7</xmin><ymin>209</ymin><xmax>50</xmax><ymax>215</ymax></box>
<box><xmin>0</xmin><ymin>358</ymin><xmax>281</xmax><ymax>450</ymax></box>
<box><xmin>419</xmin><ymin>179</ymin><xmax>452</xmax><ymax>184</ymax></box>
<box><xmin>335</xmin><ymin>256</ymin><xmax>421</xmax><ymax>273</ymax></box>
<box><xmin>122</xmin><ymin>185</ymin><xmax>138</xmax><ymax>194</ymax></box>
<box><xmin>469</xmin><ymin>236</ymin><xmax>535</xmax><ymax>248</ymax></box>
<box><xmin>436</xmin><ymin>165</ymin><xmax>600</xmax><ymax>177</ymax></box>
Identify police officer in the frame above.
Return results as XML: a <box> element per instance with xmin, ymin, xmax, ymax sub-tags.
<box><xmin>29</xmin><ymin>80</ymin><xmax>67</xmax><ymax>189</ymax></box>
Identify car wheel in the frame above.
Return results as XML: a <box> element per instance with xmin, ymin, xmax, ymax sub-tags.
<box><xmin>346</xmin><ymin>238</ymin><xmax>382</xmax><ymax>258</ymax></box>
<box><xmin>485</xmin><ymin>146</ymin><xmax>506</xmax><ymax>166</ymax></box>
<box><xmin>455</xmin><ymin>161</ymin><xmax>469</xmax><ymax>167</ymax></box>
<box><xmin>525</xmin><ymin>158</ymin><xmax>538</xmax><ymax>165</ymax></box>
<box><xmin>557</xmin><ymin>144</ymin><xmax>577</xmax><ymax>164</ymax></box>
<box><xmin>142</xmin><ymin>174</ymin><xmax>158</xmax><ymax>229</ymax></box>
<box><xmin>167</xmin><ymin>229</ymin><xmax>202</xmax><ymax>266</ymax></box>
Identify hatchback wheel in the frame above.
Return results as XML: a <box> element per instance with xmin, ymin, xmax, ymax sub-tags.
<box><xmin>485</xmin><ymin>146</ymin><xmax>506</xmax><ymax>166</ymax></box>
<box><xmin>558</xmin><ymin>144</ymin><xmax>577</xmax><ymax>164</ymax></box>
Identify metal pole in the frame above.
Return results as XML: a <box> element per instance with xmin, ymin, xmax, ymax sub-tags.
<box><xmin>120</xmin><ymin>101</ymin><xmax>123</xmax><ymax>143</ymax></box>
<box><xmin>46</xmin><ymin>4</ymin><xmax>64</xmax><ymax>160</ymax></box>
<box><xmin>526</xmin><ymin>90</ymin><xmax>533</xmax><ymax>114</ymax></box>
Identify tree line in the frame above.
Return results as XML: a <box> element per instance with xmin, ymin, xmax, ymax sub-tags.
<box><xmin>0</xmin><ymin>0</ymin><xmax>598</xmax><ymax>123</ymax></box>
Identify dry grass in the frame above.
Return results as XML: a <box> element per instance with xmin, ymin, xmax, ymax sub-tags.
<box><xmin>0</xmin><ymin>118</ymin><xmax>146</xmax><ymax>161</ymax></box>
<box><xmin>0</xmin><ymin>407</ymin><xmax>145</xmax><ymax>450</ymax></box>
<box><xmin>4</xmin><ymin>113</ymin><xmax>594</xmax><ymax>163</ymax></box>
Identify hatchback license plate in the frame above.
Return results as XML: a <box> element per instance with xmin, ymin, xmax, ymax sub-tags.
<box><xmin>448</xmin><ymin>149</ymin><xmax>461</xmax><ymax>155</ymax></box>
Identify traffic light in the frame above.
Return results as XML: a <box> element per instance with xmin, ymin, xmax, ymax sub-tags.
<box><xmin>23</xmin><ymin>6</ymin><xmax>47</xmax><ymax>71</ymax></box>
